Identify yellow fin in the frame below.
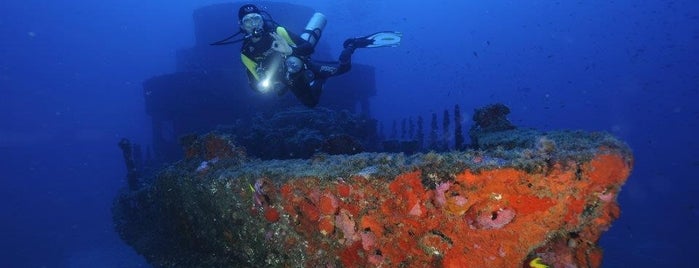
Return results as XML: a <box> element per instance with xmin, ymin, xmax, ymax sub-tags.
<box><xmin>529</xmin><ymin>257</ymin><xmax>549</xmax><ymax>268</ymax></box>
<box><xmin>275</xmin><ymin>27</ymin><xmax>296</xmax><ymax>46</ymax></box>
<box><xmin>241</xmin><ymin>54</ymin><xmax>259</xmax><ymax>80</ymax></box>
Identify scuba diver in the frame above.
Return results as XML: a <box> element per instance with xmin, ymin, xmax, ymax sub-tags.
<box><xmin>212</xmin><ymin>4</ymin><xmax>402</xmax><ymax>107</ymax></box>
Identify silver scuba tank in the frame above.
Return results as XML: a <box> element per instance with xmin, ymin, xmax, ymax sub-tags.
<box><xmin>285</xmin><ymin>13</ymin><xmax>326</xmax><ymax>76</ymax></box>
<box><xmin>300</xmin><ymin>12</ymin><xmax>326</xmax><ymax>47</ymax></box>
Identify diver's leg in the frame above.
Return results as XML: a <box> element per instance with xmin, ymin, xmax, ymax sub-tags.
<box><xmin>308</xmin><ymin>51</ymin><xmax>354</xmax><ymax>79</ymax></box>
<box><xmin>297</xmin><ymin>45</ymin><xmax>355</xmax><ymax>103</ymax></box>
<box><xmin>289</xmin><ymin>72</ymin><xmax>323</xmax><ymax>108</ymax></box>
<box><xmin>335</xmin><ymin>47</ymin><xmax>353</xmax><ymax>75</ymax></box>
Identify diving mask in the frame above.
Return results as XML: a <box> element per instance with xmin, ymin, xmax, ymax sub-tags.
<box><xmin>241</xmin><ymin>13</ymin><xmax>263</xmax><ymax>34</ymax></box>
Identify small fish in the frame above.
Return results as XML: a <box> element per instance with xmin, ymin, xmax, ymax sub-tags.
<box><xmin>528</xmin><ymin>257</ymin><xmax>549</xmax><ymax>268</ymax></box>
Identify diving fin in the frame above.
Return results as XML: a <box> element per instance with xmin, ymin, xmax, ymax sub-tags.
<box><xmin>346</xmin><ymin>31</ymin><xmax>402</xmax><ymax>49</ymax></box>
<box><xmin>364</xmin><ymin>31</ymin><xmax>402</xmax><ymax>48</ymax></box>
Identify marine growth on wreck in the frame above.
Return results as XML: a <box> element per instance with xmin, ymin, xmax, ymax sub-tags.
<box><xmin>113</xmin><ymin>104</ymin><xmax>632</xmax><ymax>267</ymax></box>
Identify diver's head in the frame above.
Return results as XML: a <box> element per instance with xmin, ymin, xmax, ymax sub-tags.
<box><xmin>239</xmin><ymin>4</ymin><xmax>263</xmax><ymax>36</ymax></box>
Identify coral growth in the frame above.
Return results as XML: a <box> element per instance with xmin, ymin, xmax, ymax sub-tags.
<box><xmin>321</xmin><ymin>134</ymin><xmax>365</xmax><ymax>155</ymax></box>
<box><xmin>471</xmin><ymin>103</ymin><xmax>515</xmax><ymax>133</ymax></box>
<box><xmin>230</xmin><ymin>107</ymin><xmax>377</xmax><ymax>159</ymax></box>
<box><xmin>467</xmin><ymin>206</ymin><xmax>516</xmax><ymax>230</ymax></box>
<box><xmin>180</xmin><ymin>133</ymin><xmax>246</xmax><ymax>161</ymax></box>
<box><xmin>114</xmin><ymin>130</ymin><xmax>632</xmax><ymax>268</ymax></box>
<box><xmin>237</xmin><ymin>152</ymin><xmax>629</xmax><ymax>267</ymax></box>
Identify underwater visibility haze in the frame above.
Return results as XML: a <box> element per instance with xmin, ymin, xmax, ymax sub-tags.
<box><xmin>1</xmin><ymin>0</ymin><xmax>698</xmax><ymax>267</ymax></box>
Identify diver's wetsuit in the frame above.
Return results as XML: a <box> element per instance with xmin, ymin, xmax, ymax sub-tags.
<box><xmin>241</xmin><ymin>26</ymin><xmax>354</xmax><ymax>108</ymax></box>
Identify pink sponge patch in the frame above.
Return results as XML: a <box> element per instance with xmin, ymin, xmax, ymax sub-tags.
<box><xmin>434</xmin><ymin>181</ymin><xmax>452</xmax><ymax>207</ymax></box>
<box><xmin>473</xmin><ymin>207</ymin><xmax>516</xmax><ymax>229</ymax></box>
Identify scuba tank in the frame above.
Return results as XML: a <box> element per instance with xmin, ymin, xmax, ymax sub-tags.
<box><xmin>285</xmin><ymin>12</ymin><xmax>326</xmax><ymax>75</ymax></box>
<box><xmin>300</xmin><ymin>13</ymin><xmax>326</xmax><ymax>48</ymax></box>
<box><xmin>284</xmin><ymin>12</ymin><xmax>327</xmax><ymax>88</ymax></box>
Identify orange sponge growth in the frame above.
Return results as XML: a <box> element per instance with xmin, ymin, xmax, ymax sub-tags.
<box><xmin>254</xmin><ymin>151</ymin><xmax>632</xmax><ymax>267</ymax></box>
<box><xmin>113</xmin><ymin>129</ymin><xmax>634</xmax><ymax>268</ymax></box>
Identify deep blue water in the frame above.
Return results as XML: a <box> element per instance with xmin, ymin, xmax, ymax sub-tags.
<box><xmin>1</xmin><ymin>0</ymin><xmax>697</xmax><ymax>267</ymax></box>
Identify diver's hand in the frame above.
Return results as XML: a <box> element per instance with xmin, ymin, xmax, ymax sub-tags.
<box><xmin>270</xmin><ymin>33</ymin><xmax>293</xmax><ymax>56</ymax></box>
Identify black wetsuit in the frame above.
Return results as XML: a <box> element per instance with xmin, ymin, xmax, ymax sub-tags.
<box><xmin>241</xmin><ymin>26</ymin><xmax>355</xmax><ymax>107</ymax></box>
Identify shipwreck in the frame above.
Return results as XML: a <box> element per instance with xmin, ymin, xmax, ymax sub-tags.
<box><xmin>114</xmin><ymin>103</ymin><xmax>632</xmax><ymax>267</ymax></box>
